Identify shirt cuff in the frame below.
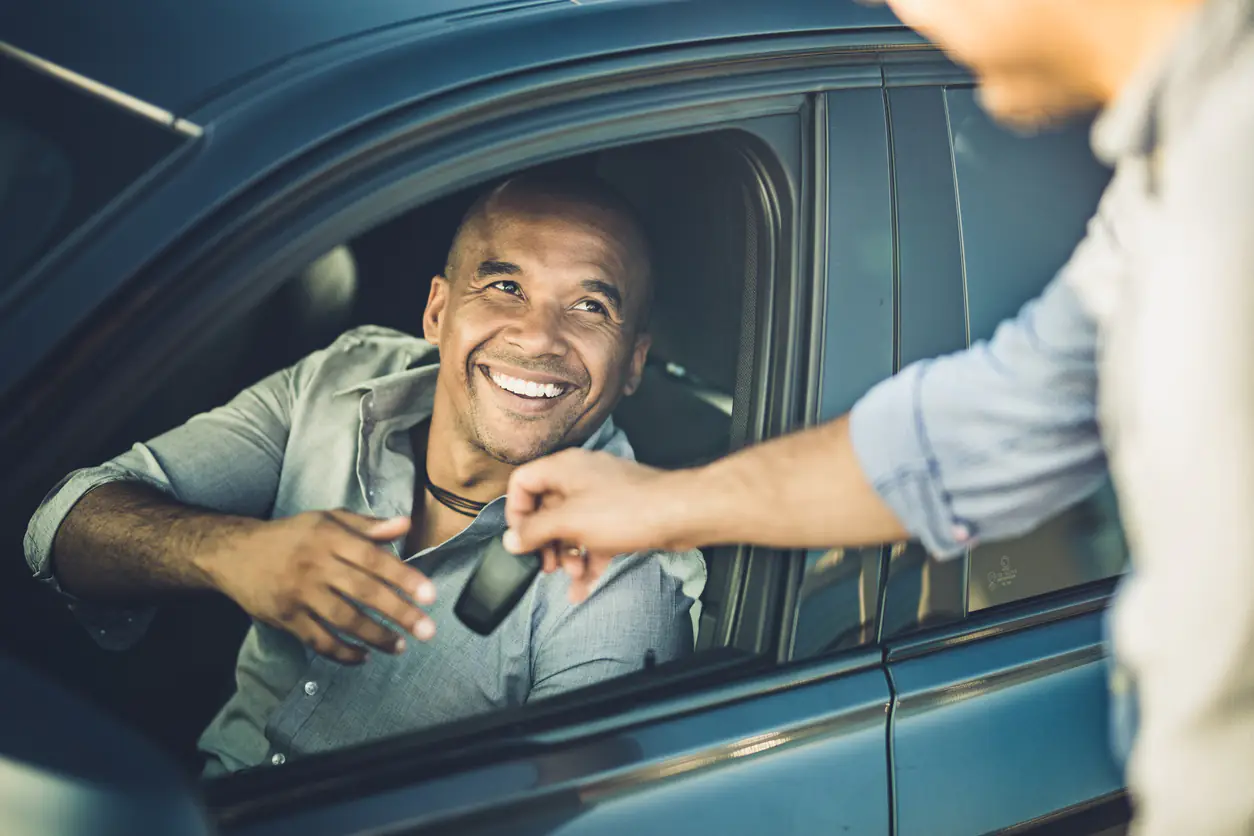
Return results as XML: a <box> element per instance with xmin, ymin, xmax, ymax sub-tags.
<box><xmin>848</xmin><ymin>362</ymin><xmax>976</xmax><ymax>559</ymax></box>
<box><xmin>24</xmin><ymin>464</ymin><xmax>168</xmax><ymax>650</ymax></box>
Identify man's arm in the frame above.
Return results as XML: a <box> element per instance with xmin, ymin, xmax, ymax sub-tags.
<box><xmin>507</xmin><ymin>272</ymin><xmax>1108</xmax><ymax>567</ymax></box>
<box><xmin>51</xmin><ymin>481</ymin><xmax>257</xmax><ymax>600</ymax></box>
<box><xmin>26</xmin><ymin>353</ymin><xmax>438</xmax><ymax>663</ymax></box>
<box><xmin>28</xmin><ymin>363</ymin><xmax>302</xmax><ymax>602</ymax></box>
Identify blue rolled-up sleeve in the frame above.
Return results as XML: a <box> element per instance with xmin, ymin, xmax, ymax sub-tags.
<box><xmin>849</xmin><ymin>275</ymin><xmax>1108</xmax><ymax>558</ymax></box>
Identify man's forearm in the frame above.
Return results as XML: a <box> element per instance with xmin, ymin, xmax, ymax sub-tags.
<box><xmin>51</xmin><ymin>481</ymin><xmax>264</xmax><ymax>602</ymax></box>
<box><xmin>669</xmin><ymin>414</ymin><xmax>908</xmax><ymax>549</ymax></box>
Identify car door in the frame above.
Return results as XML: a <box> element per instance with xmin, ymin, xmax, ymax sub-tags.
<box><xmin>1</xmin><ymin>23</ymin><xmax>909</xmax><ymax>836</ymax></box>
<box><xmin>203</xmin><ymin>62</ymin><xmax>898</xmax><ymax>836</ymax></box>
<box><xmin>879</xmin><ymin>71</ymin><xmax>1130</xmax><ymax>835</ymax></box>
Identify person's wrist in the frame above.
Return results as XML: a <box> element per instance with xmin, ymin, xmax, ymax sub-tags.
<box><xmin>191</xmin><ymin>516</ymin><xmax>266</xmax><ymax>594</ymax></box>
<box><xmin>653</xmin><ymin>466</ymin><xmax>721</xmax><ymax>551</ymax></box>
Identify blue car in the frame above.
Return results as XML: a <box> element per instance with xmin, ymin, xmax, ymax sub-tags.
<box><xmin>0</xmin><ymin>1</ymin><xmax>1129</xmax><ymax>834</ymax></box>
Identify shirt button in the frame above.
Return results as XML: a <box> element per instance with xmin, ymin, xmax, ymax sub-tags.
<box><xmin>304</xmin><ymin>680</ymin><xmax>319</xmax><ymax>696</ymax></box>
<box><xmin>271</xmin><ymin>753</ymin><xmax>286</xmax><ymax>766</ymax></box>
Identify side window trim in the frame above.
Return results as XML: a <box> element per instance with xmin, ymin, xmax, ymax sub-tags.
<box><xmin>788</xmin><ymin>84</ymin><xmax>894</xmax><ymax>662</ymax></box>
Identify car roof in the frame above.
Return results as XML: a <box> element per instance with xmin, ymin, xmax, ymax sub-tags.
<box><xmin>0</xmin><ymin>0</ymin><xmax>899</xmax><ymax>116</ymax></box>
<box><xmin>0</xmin><ymin>0</ymin><xmax>557</xmax><ymax>114</ymax></box>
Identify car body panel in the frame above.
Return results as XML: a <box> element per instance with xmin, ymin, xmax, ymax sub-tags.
<box><xmin>888</xmin><ymin>600</ymin><xmax>1123</xmax><ymax>835</ymax></box>
<box><xmin>222</xmin><ymin>656</ymin><xmax>891</xmax><ymax>835</ymax></box>
<box><xmin>0</xmin><ymin>0</ymin><xmax>899</xmax><ymax>115</ymax></box>
<box><xmin>0</xmin><ymin>2</ymin><xmax>1128</xmax><ymax>833</ymax></box>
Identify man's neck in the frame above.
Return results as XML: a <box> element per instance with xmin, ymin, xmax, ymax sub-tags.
<box><xmin>1087</xmin><ymin>0</ymin><xmax>1201</xmax><ymax>105</ymax></box>
<box><xmin>421</xmin><ymin>404</ymin><xmax>514</xmax><ymax>504</ymax></box>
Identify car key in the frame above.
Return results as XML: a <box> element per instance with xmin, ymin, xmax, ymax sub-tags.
<box><xmin>454</xmin><ymin>536</ymin><xmax>542</xmax><ymax>635</ymax></box>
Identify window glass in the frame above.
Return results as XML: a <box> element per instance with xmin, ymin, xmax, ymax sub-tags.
<box><xmin>792</xmin><ymin>546</ymin><xmax>883</xmax><ymax>658</ymax></box>
<box><xmin>946</xmin><ymin>87</ymin><xmax>1111</xmax><ymax>338</ymax></box>
<box><xmin>946</xmin><ymin>86</ymin><xmax>1128</xmax><ymax>612</ymax></box>
<box><xmin>0</xmin><ymin>53</ymin><xmax>186</xmax><ymax>295</ymax></box>
<box><xmin>4</xmin><ymin>131</ymin><xmax>776</xmax><ymax>781</ymax></box>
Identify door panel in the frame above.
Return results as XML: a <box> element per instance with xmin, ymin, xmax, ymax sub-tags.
<box><xmin>226</xmin><ymin>657</ymin><xmax>892</xmax><ymax>836</ymax></box>
<box><xmin>888</xmin><ymin>603</ymin><xmax>1123</xmax><ymax>835</ymax></box>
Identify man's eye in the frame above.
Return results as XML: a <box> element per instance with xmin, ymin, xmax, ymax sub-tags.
<box><xmin>573</xmin><ymin>299</ymin><xmax>607</xmax><ymax>315</ymax></box>
<box><xmin>490</xmin><ymin>280</ymin><xmax>523</xmax><ymax>296</ymax></box>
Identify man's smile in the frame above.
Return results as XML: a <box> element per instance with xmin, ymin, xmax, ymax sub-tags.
<box><xmin>477</xmin><ymin>364</ymin><xmax>578</xmax><ymax>412</ymax></box>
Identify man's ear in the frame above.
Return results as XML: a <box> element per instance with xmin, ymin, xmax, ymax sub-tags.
<box><xmin>622</xmin><ymin>332</ymin><xmax>652</xmax><ymax>397</ymax></box>
<box><xmin>423</xmin><ymin>276</ymin><xmax>450</xmax><ymax>344</ymax></box>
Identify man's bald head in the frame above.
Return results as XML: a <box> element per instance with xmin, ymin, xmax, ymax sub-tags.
<box><xmin>444</xmin><ymin>170</ymin><xmax>653</xmax><ymax>330</ymax></box>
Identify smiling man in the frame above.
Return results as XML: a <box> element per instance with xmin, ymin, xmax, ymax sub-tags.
<box><xmin>24</xmin><ymin>169</ymin><xmax>705</xmax><ymax>775</ymax></box>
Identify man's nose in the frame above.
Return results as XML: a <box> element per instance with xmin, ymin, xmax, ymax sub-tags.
<box><xmin>503</xmin><ymin>302</ymin><xmax>569</xmax><ymax>357</ymax></box>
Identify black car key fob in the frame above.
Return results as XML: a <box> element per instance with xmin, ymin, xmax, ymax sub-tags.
<box><xmin>454</xmin><ymin>536</ymin><xmax>542</xmax><ymax>635</ymax></box>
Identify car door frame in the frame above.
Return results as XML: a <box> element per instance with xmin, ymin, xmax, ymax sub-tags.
<box><xmin>0</xmin><ymin>32</ymin><xmax>923</xmax><ymax>836</ymax></box>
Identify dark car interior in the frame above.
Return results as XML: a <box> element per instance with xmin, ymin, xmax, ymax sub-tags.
<box><xmin>0</xmin><ymin>130</ymin><xmax>773</xmax><ymax>775</ymax></box>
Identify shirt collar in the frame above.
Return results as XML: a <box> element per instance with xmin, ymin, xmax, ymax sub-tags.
<box><xmin>1091</xmin><ymin>0</ymin><xmax>1249</xmax><ymax>164</ymax></box>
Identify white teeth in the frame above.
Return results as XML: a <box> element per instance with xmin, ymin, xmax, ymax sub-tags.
<box><xmin>488</xmin><ymin>370</ymin><xmax>565</xmax><ymax>399</ymax></box>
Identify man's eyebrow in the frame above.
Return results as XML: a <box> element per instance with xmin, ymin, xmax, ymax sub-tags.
<box><xmin>581</xmin><ymin>279</ymin><xmax>623</xmax><ymax>315</ymax></box>
<box><xmin>476</xmin><ymin>260</ymin><xmax>522</xmax><ymax>278</ymax></box>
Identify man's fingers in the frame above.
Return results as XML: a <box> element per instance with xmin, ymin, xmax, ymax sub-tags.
<box><xmin>309</xmin><ymin>588</ymin><xmax>412</xmax><ymax>653</ymax></box>
<box><xmin>325</xmin><ymin>509</ymin><xmax>411</xmax><ymax>542</ymax></box>
<box><xmin>290</xmin><ymin>612</ymin><xmax>369</xmax><ymax>665</ymax></box>
<box><xmin>505</xmin><ymin>460</ymin><xmax>552</xmax><ymax>530</ymax></box>
<box><xmin>324</xmin><ymin>567</ymin><xmax>436</xmax><ymax>644</ymax></box>
<box><xmin>505</xmin><ymin>508</ymin><xmax>570</xmax><ymax>555</ymax></box>
<box><xmin>505</xmin><ymin>449</ymin><xmax>584</xmax><ymax>528</ymax></box>
<box><xmin>540</xmin><ymin>544</ymin><xmax>560</xmax><ymax>574</ymax></box>
<box><xmin>560</xmin><ymin>547</ymin><xmax>586</xmax><ymax>580</ymax></box>
<box><xmin>564</xmin><ymin>553</ymin><xmax>616</xmax><ymax>604</ymax></box>
<box><xmin>329</xmin><ymin>531</ymin><xmax>437</xmax><ymax>605</ymax></box>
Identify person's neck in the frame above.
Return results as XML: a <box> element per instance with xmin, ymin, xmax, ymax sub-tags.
<box><xmin>1087</xmin><ymin>1</ymin><xmax>1201</xmax><ymax>105</ymax></box>
<box><xmin>422</xmin><ymin>404</ymin><xmax>514</xmax><ymax>504</ymax></box>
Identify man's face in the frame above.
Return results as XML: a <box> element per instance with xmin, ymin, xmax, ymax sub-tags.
<box><xmin>423</xmin><ymin>195</ymin><xmax>651</xmax><ymax>465</ymax></box>
<box><xmin>885</xmin><ymin>0</ymin><xmax>1102</xmax><ymax>130</ymax></box>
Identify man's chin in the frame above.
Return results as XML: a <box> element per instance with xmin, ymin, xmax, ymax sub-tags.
<box><xmin>475</xmin><ymin>427</ymin><xmax>570</xmax><ymax>467</ymax></box>
<box><xmin>975</xmin><ymin>82</ymin><xmax>1097</xmax><ymax>134</ymax></box>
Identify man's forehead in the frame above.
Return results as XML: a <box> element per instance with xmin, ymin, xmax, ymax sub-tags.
<box><xmin>475</xmin><ymin>207</ymin><xmax>638</xmax><ymax>277</ymax></box>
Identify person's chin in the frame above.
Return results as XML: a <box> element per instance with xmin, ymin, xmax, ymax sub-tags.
<box><xmin>976</xmin><ymin>82</ymin><xmax>1094</xmax><ymax>133</ymax></box>
<box><xmin>476</xmin><ymin>419</ymin><xmax>567</xmax><ymax>466</ymax></box>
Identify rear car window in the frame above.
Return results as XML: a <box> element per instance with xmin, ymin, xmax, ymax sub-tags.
<box><xmin>0</xmin><ymin>48</ymin><xmax>188</xmax><ymax>297</ymax></box>
<box><xmin>945</xmin><ymin>86</ymin><xmax>1127</xmax><ymax>612</ymax></box>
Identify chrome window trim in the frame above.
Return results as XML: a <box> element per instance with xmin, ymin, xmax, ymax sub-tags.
<box><xmin>0</xmin><ymin>40</ymin><xmax>203</xmax><ymax>137</ymax></box>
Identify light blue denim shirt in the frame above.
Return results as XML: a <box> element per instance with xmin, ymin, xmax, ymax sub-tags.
<box><xmin>24</xmin><ymin>326</ymin><xmax>705</xmax><ymax>775</ymax></box>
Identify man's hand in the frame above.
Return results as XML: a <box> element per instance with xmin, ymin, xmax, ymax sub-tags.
<box><xmin>504</xmin><ymin>450</ymin><xmax>694</xmax><ymax>602</ymax></box>
<box><xmin>195</xmin><ymin>510</ymin><xmax>436</xmax><ymax>665</ymax></box>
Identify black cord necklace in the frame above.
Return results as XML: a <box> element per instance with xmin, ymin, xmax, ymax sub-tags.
<box><xmin>425</xmin><ymin>480</ymin><xmax>487</xmax><ymax>518</ymax></box>
<box><xmin>413</xmin><ymin>420</ymin><xmax>488</xmax><ymax>518</ymax></box>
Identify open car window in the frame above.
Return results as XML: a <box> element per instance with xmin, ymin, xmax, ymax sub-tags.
<box><xmin>5</xmin><ymin>125</ymin><xmax>784</xmax><ymax>783</ymax></box>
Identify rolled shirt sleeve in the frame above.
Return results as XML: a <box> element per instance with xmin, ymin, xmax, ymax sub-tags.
<box><xmin>22</xmin><ymin>362</ymin><xmax>302</xmax><ymax>649</ymax></box>
<box><xmin>848</xmin><ymin>202</ymin><xmax>1121</xmax><ymax>558</ymax></box>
